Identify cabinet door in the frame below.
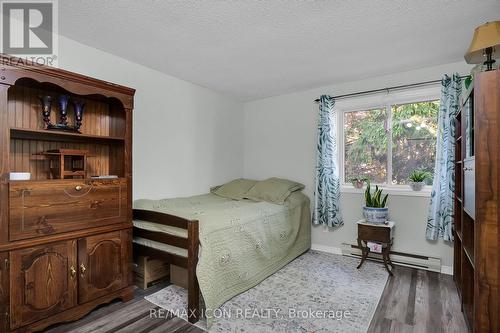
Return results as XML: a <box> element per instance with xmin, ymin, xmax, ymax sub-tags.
<box><xmin>78</xmin><ymin>230</ymin><xmax>131</xmax><ymax>303</ymax></box>
<box><xmin>10</xmin><ymin>240</ymin><xmax>77</xmax><ymax>329</ymax></box>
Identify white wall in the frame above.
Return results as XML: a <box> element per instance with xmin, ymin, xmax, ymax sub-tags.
<box><xmin>57</xmin><ymin>36</ymin><xmax>244</xmax><ymax>199</ymax></box>
<box><xmin>243</xmin><ymin>61</ymin><xmax>471</xmax><ymax>268</ymax></box>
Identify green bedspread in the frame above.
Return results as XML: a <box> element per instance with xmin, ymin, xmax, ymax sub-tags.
<box><xmin>133</xmin><ymin>192</ymin><xmax>311</xmax><ymax>325</ymax></box>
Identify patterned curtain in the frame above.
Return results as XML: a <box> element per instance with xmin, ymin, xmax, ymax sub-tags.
<box><xmin>313</xmin><ymin>95</ymin><xmax>343</xmax><ymax>227</ymax></box>
<box><xmin>426</xmin><ymin>74</ymin><xmax>462</xmax><ymax>241</ymax></box>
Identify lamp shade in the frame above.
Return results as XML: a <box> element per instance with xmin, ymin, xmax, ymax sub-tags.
<box><xmin>464</xmin><ymin>21</ymin><xmax>500</xmax><ymax>64</ymax></box>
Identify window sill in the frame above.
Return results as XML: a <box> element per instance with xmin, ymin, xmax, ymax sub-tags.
<box><xmin>341</xmin><ymin>185</ymin><xmax>432</xmax><ymax>197</ymax></box>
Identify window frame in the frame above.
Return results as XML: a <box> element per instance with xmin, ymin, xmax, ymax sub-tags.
<box><xmin>336</xmin><ymin>86</ymin><xmax>441</xmax><ymax>196</ymax></box>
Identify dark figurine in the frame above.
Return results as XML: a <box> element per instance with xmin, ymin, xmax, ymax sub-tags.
<box><xmin>58</xmin><ymin>95</ymin><xmax>70</xmax><ymax>125</ymax></box>
<box><xmin>73</xmin><ymin>100</ymin><xmax>85</xmax><ymax>132</ymax></box>
<box><xmin>39</xmin><ymin>95</ymin><xmax>52</xmax><ymax>129</ymax></box>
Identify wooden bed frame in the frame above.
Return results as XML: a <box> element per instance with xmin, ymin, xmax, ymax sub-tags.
<box><xmin>132</xmin><ymin>209</ymin><xmax>200</xmax><ymax>323</ymax></box>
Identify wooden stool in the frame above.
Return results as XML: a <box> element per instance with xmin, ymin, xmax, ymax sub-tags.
<box><xmin>356</xmin><ymin>220</ymin><xmax>395</xmax><ymax>275</ymax></box>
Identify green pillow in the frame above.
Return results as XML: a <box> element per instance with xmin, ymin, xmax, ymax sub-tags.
<box><xmin>245</xmin><ymin>177</ymin><xmax>305</xmax><ymax>204</ymax></box>
<box><xmin>211</xmin><ymin>178</ymin><xmax>257</xmax><ymax>200</ymax></box>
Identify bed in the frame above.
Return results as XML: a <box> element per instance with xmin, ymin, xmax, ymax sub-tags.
<box><xmin>132</xmin><ymin>189</ymin><xmax>311</xmax><ymax>324</ymax></box>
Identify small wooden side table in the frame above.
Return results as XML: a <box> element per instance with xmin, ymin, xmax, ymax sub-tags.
<box><xmin>356</xmin><ymin>220</ymin><xmax>395</xmax><ymax>275</ymax></box>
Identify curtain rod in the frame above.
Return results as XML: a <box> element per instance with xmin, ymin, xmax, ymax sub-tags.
<box><xmin>313</xmin><ymin>75</ymin><xmax>469</xmax><ymax>103</ymax></box>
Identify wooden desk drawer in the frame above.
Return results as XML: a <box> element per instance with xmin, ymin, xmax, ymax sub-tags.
<box><xmin>9</xmin><ymin>179</ymin><xmax>128</xmax><ymax>241</ymax></box>
<box><xmin>358</xmin><ymin>224</ymin><xmax>391</xmax><ymax>243</ymax></box>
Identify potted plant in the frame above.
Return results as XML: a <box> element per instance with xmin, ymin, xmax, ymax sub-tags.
<box><xmin>349</xmin><ymin>176</ymin><xmax>368</xmax><ymax>189</ymax></box>
<box><xmin>363</xmin><ymin>183</ymin><xmax>389</xmax><ymax>224</ymax></box>
<box><xmin>408</xmin><ymin>169</ymin><xmax>432</xmax><ymax>191</ymax></box>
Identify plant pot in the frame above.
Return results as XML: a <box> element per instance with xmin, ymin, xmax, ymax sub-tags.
<box><xmin>363</xmin><ymin>207</ymin><xmax>389</xmax><ymax>224</ymax></box>
<box><xmin>352</xmin><ymin>180</ymin><xmax>364</xmax><ymax>189</ymax></box>
<box><xmin>409</xmin><ymin>181</ymin><xmax>425</xmax><ymax>191</ymax></box>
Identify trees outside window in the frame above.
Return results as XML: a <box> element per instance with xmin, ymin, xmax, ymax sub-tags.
<box><xmin>343</xmin><ymin>100</ymin><xmax>439</xmax><ymax>186</ymax></box>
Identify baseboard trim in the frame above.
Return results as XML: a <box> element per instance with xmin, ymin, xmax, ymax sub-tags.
<box><xmin>311</xmin><ymin>243</ymin><xmax>453</xmax><ymax>275</ymax></box>
<box><xmin>440</xmin><ymin>265</ymin><xmax>453</xmax><ymax>275</ymax></box>
<box><xmin>310</xmin><ymin>244</ymin><xmax>342</xmax><ymax>255</ymax></box>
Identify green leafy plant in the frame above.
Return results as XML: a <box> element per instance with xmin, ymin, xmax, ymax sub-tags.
<box><xmin>364</xmin><ymin>183</ymin><xmax>388</xmax><ymax>208</ymax></box>
<box><xmin>349</xmin><ymin>176</ymin><xmax>368</xmax><ymax>183</ymax></box>
<box><xmin>409</xmin><ymin>169</ymin><xmax>432</xmax><ymax>182</ymax></box>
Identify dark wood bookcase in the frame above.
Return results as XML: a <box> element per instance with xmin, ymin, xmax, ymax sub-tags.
<box><xmin>454</xmin><ymin>69</ymin><xmax>499</xmax><ymax>333</ymax></box>
<box><xmin>0</xmin><ymin>55</ymin><xmax>135</xmax><ymax>332</ymax></box>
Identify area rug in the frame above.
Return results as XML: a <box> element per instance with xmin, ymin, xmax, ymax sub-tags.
<box><xmin>145</xmin><ymin>250</ymin><xmax>388</xmax><ymax>333</ymax></box>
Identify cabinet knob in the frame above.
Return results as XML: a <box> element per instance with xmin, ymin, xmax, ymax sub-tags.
<box><xmin>80</xmin><ymin>263</ymin><xmax>86</xmax><ymax>276</ymax></box>
<box><xmin>75</xmin><ymin>185</ymin><xmax>83</xmax><ymax>191</ymax></box>
<box><xmin>70</xmin><ymin>266</ymin><xmax>76</xmax><ymax>278</ymax></box>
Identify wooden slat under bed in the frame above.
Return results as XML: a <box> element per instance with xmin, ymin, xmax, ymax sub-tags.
<box><xmin>132</xmin><ymin>209</ymin><xmax>200</xmax><ymax>323</ymax></box>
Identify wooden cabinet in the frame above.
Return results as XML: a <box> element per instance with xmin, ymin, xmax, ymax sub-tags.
<box><xmin>9</xmin><ymin>240</ymin><xmax>77</xmax><ymax>329</ymax></box>
<box><xmin>473</xmin><ymin>70</ymin><xmax>500</xmax><ymax>333</ymax></box>
<box><xmin>454</xmin><ymin>69</ymin><xmax>500</xmax><ymax>332</ymax></box>
<box><xmin>8</xmin><ymin>232</ymin><xmax>132</xmax><ymax>331</ymax></box>
<box><xmin>0</xmin><ymin>55</ymin><xmax>134</xmax><ymax>333</ymax></box>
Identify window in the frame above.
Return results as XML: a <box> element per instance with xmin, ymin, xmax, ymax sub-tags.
<box><xmin>343</xmin><ymin>99</ymin><xmax>439</xmax><ymax>186</ymax></box>
<box><xmin>344</xmin><ymin>108</ymin><xmax>388</xmax><ymax>183</ymax></box>
<box><xmin>391</xmin><ymin>101</ymin><xmax>439</xmax><ymax>184</ymax></box>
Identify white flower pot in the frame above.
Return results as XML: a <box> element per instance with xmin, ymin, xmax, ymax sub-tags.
<box><xmin>363</xmin><ymin>207</ymin><xmax>389</xmax><ymax>224</ymax></box>
<box><xmin>409</xmin><ymin>181</ymin><xmax>425</xmax><ymax>191</ymax></box>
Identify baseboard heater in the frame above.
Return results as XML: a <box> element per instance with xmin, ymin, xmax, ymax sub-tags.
<box><xmin>341</xmin><ymin>243</ymin><xmax>441</xmax><ymax>273</ymax></box>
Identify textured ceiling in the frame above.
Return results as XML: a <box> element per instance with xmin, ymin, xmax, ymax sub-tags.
<box><xmin>59</xmin><ymin>1</ymin><xmax>500</xmax><ymax>101</ymax></box>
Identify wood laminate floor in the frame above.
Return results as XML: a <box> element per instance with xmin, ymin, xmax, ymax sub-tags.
<box><xmin>367</xmin><ymin>266</ymin><xmax>467</xmax><ymax>333</ymax></box>
<box><xmin>45</xmin><ymin>266</ymin><xmax>467</xmax><ymax>333</ymax></box>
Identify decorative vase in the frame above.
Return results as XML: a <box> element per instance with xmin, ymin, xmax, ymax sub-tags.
<box><xmin>363</xmin><ymin>207</ymin><xmax>389</xmax><ymax>224</ymax></box>
<box><xmin>73</xmin><ymin>100</ymin><xmax>85</xmax><ymax>132</ymax></box>
<box><xmin>352</xmin><ymin>180</ymin><xmax>364</xmax><ymax>189</ymax></box>
<box><xmin>58</xmin><ymin>95</ymin><xmax>70</xmax><ymax>125</ymax></box>
<box><xmin>39</xmin><ymin>95</ymin><xmax>52</xmax><ymax>128</ymax></box>
<box><xmin>409</xmin><ymin>181</ymin><xmax>425</xmax><ymax>191</ymax></box>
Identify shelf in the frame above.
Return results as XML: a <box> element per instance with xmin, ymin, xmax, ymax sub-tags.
<box><xmin>464</xmin><ymin>207</ymin><xmax>475</xmax><ymax>222</ymax></box>
<box><xmin>461</xmin><ymin>84</ymin><xmax>474</xmax><ymax>107</ymax></box>
<box><xmin>463</xmin><ymin>247</ymin><xmax>475</xmax><ymax>270</ymax></box>
<box><xmin>62</xmin><ymin>171</ymin><xmax>85</xmax><ymax>177</ymax></box>
<box><xmin>10</xmin><ymin>127</ymin><xmax>125</xmax><ymax>144</ymax></box>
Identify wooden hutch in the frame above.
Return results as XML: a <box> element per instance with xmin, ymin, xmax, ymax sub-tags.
<box><xmin>0</xmin><ymin>55</ymin><xmax>135</xmax><ymax>332</ymax></box>
<box><xmin>454</xmin><ymin>69</ymin><xmax>499</xmax><ymax>332</ymax></box>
